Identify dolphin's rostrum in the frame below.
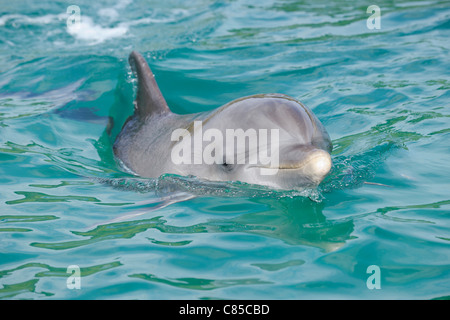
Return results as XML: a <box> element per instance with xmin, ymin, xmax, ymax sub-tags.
<box><xmin>113</xmin><ymin>51</ymin><xmax>332</xmax><ymax>190</ymax></box>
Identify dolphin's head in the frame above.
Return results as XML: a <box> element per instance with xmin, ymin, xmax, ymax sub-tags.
<box><xmin>204</xmin><ymin>143</ymin><xmax>332</xmax><ymax>190</ymax></box>
<box><xmin>170</xmin><ymin>94</ymin><xmax>333</xmax><ymax>191</ymax></box>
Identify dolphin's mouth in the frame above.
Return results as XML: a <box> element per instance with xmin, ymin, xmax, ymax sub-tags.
<box><xmin>257</xmin><ymin>150</ymin><xmax>332</xmax><ymax>177</ymax></box>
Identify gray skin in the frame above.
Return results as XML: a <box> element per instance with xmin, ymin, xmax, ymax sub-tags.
<box><xmin>113</xmin><ymin>51</ymin><xmax>333</xmax><ymax>191</ymax></box>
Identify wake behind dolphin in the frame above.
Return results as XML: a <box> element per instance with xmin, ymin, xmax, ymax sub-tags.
<box><xmin>113</xmin><ymin>51</ymin><xmax>333</xmax><ymax>191</ymax></box>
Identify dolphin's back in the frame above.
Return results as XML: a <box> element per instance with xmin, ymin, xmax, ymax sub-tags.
<box><xmin>114</xmin><ymin>52</ymin><xmax>175</xmax><ymax>175</ymax></box>
<box><xmin>128</xmin><ymin>51</ymin><xmax>171</xmax><ymax>118</ymax></box>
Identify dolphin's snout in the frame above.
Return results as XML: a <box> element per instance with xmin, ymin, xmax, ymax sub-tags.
<box><xmin>303</xmin><ymin>149</ymin><xmax>332</xmax><ymax>178</ymax></box>
<box><xmin>276</xmin><ymin>145</ymin><xmax>332</xmax><ymax>186</ymax></box>
<box><xmin>278</xmin><ymin>145</ymin><xmax>331</xmax><ymax>177</ymax></box>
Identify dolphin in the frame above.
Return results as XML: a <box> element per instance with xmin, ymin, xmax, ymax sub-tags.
<box><xmin>113</xmin><ymin>51</ymin><xmax>332</xmax><ymax>191</ymax></box>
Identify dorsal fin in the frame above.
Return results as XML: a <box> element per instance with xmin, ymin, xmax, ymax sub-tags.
<box><xmin>128</xmin><ymin>51</ymin><xmax>170</xmax><ymax>118</ymax></box>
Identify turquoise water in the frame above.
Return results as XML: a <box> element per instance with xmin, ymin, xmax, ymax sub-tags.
<box><xmin>1</xmin><ymin>0</ymin><xmax>449</xmax><ymax>299</ymax></box>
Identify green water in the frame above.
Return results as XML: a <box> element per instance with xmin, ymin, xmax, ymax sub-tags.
<box><xmin>1</xmin><ymin>0</ymin><xmax>449</xmax><ymax>299</ymax></box>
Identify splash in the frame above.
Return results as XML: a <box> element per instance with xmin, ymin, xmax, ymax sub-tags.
<box><xmin>67</xmin><ymin>16</ymin><xmax>128</xmax><ymax>44</ymax></box>
<box><xmin>93</xmin><ymin>174</ymin><xmax>323</xmax><ymax>202</ymax></box>
<box><xmin>0</xmin><ymin>3</ymin><xmax>190</xmax><ymax>46</ymax></box>
<box><xmin>320</xmin><ymin>142</ymin><xmax>399</xmax><ymax>193</ymax></box>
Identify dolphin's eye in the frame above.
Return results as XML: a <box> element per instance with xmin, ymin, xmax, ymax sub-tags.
<box><xmin>221</xmin><ymin>162</ymin><xmax>234</xmax><ymax>172</ymax></box>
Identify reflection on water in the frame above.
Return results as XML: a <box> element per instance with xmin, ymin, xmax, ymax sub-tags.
<box><xmin>29</xmin><ymin>196</ymin><xmax>354</xmax><ymax>253</ymax></box>
<box><xmin>0</xmin><ymin>261</ymin><xmax>121</xmax><ymax>299</ymax></box>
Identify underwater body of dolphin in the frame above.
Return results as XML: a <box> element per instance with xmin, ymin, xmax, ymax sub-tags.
<box><xmin>113</xmin><ymin>51</ymin><xmax>333</xmax><ymax>191</ymax></box>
